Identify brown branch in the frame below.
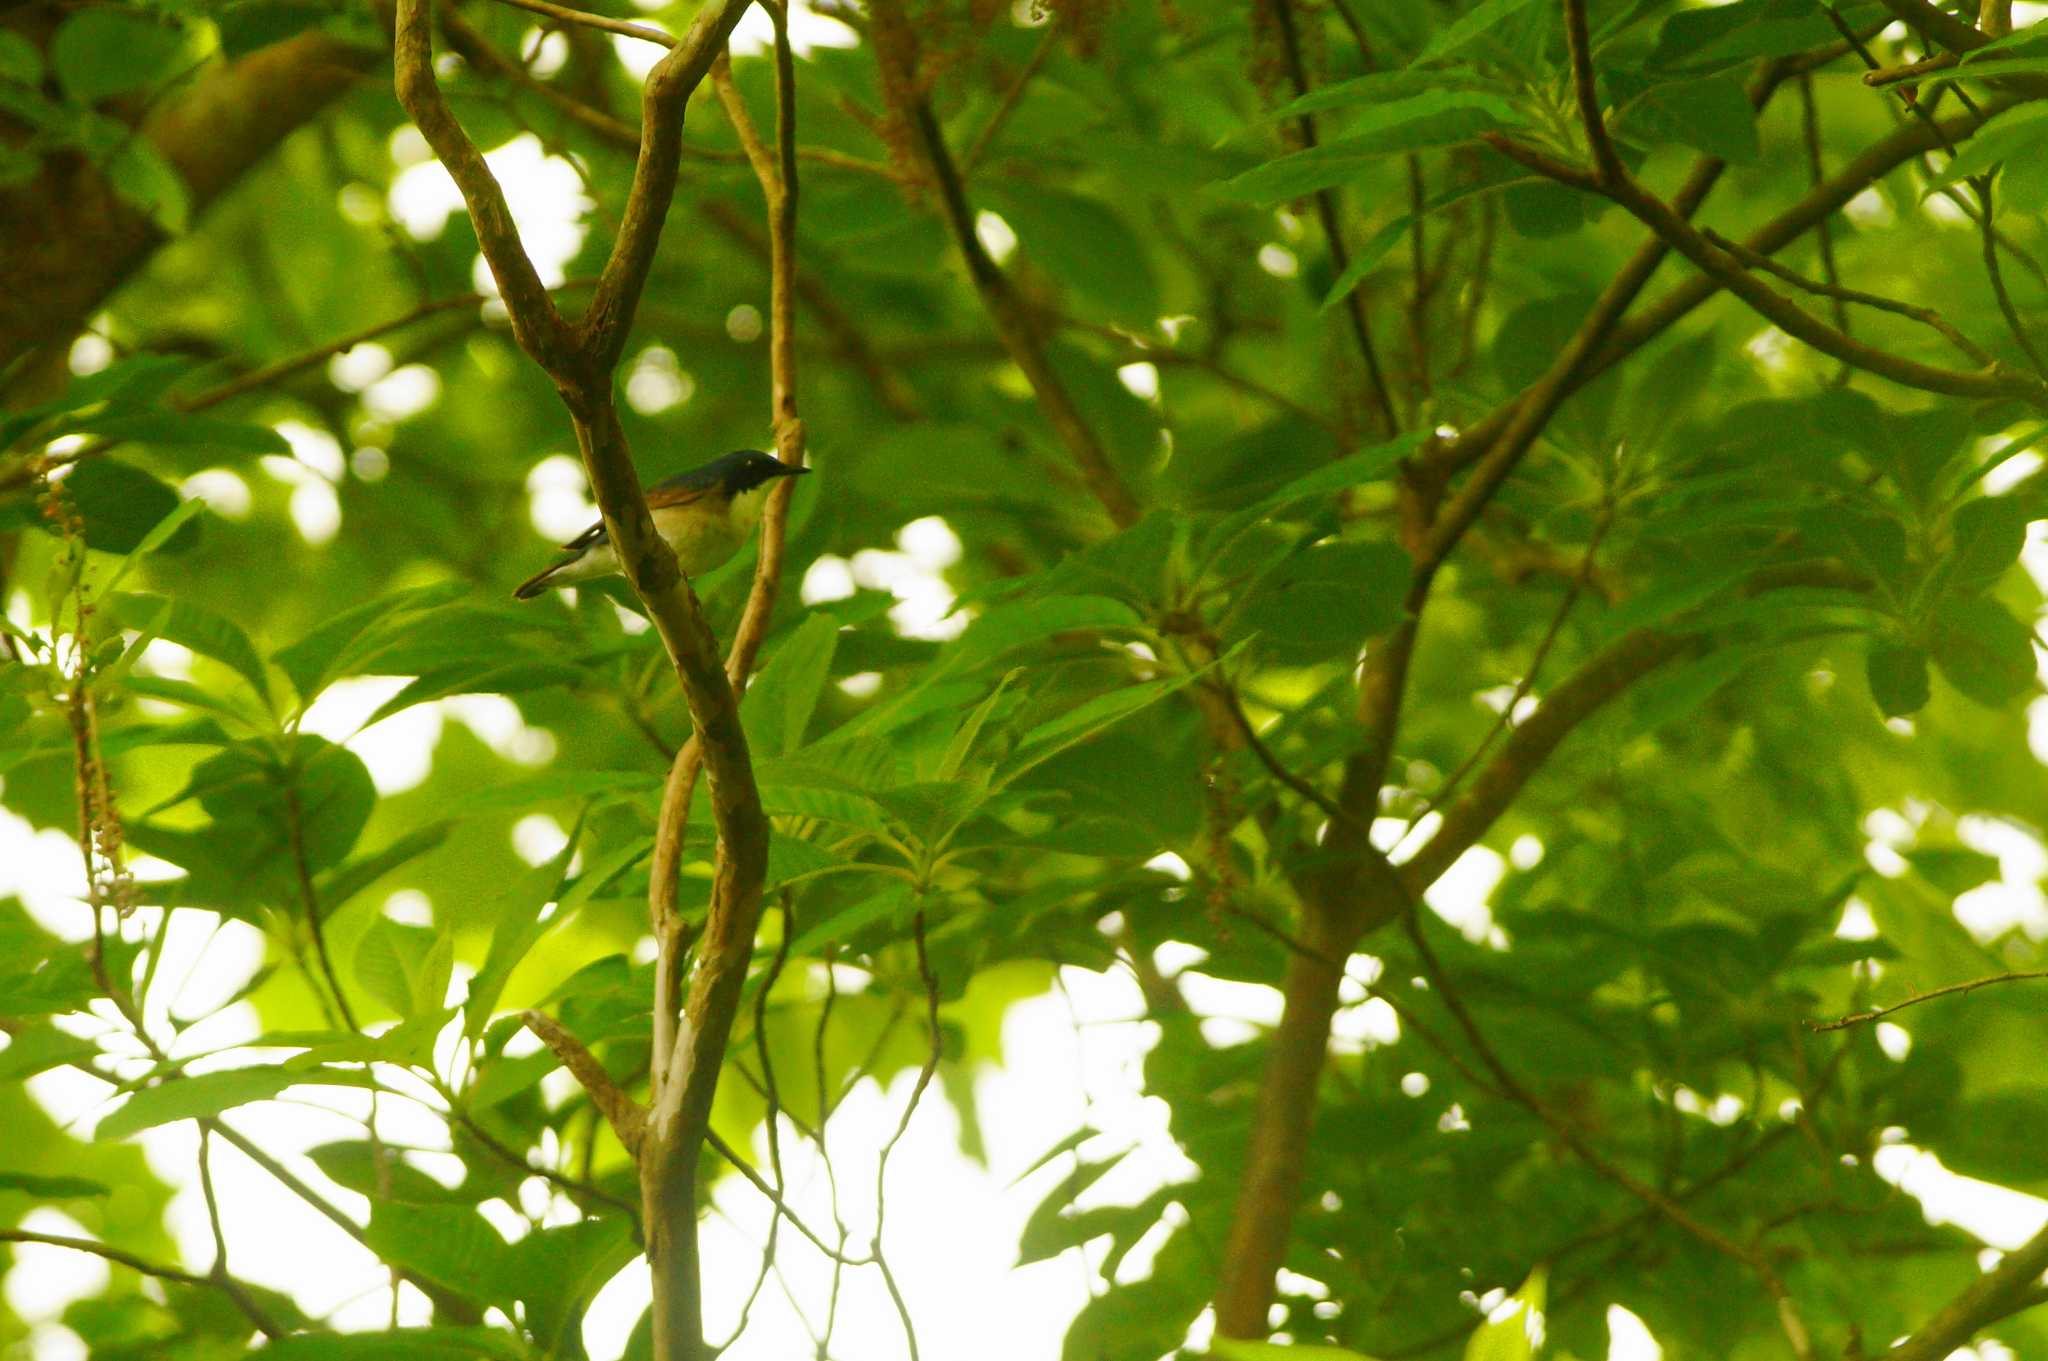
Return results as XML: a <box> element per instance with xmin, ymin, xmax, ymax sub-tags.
<box><xmin>0</xmin><ymin>1227</ymin><xmax>283</xmax><ymax>1336</ymax></box>
<box><xmin>1400</xmin><ymin>629</ymin><xmax>1696</xmax><ymax>895</ymax></box>
<box><xmin>867</xmin><ymin>0</ymin><xmax>1142</xmax><ymax>528</ymax></box>
<box><xmin>1272</xmin><ymin>0</ymin><xmax>1399</xmax><ymax>436</ymax></box>
<box><xmin>1700</xmin><ymin>228</ymin><xmax>1994</xmax><ymax>366</ymax></box>
<box><xmin>454</xmin><ymin>1108</ymin><xmax>644</xmax><ymax>1226</ymax></box>
<box><xmin>963</xmin><ymin>22</ymin><xmax>1059</xmax><ymax>173</ymax></box>
<box><xmin>648</xmin><ymin>5</ymin><xmax>809</xmax><ymax>1098</ymax></box>
<box><xmin>1880</xmin><ymin>1220</ymin><xmax>2048</xmax><ymax>1361</ymax></box>
<box><xmin>1866</xmin><ymin>52</ymin><xmax>1959</xmax><ymax>88</ymax></box>
<box><xmin>1808</xmin><ymin>970</ymin><xmax>2048</xmax><ymax>1030</ymax></box>
<box><xmin>1484</xmin><ymin>134</ymin><xmax>2048</xmax><ymax>409</ymax></box>
<box><xmin>395</xmin><ymin>4</ymin><xmax>770</xmax><ymax>1356</ymax></box>
<box><xmin>868</xmin><ymin>909</ymin><xmax>938</xmax><ymax>1361</ymax></box>
<box><xmin>1874</xmin><ymin>0</ymin><xmax>1992</xmax><ymax>53</ymax></box>
<box><xmin>1975</xmin><ymin>174</ymin><xmax>2048</xmax><ymax>379</ymax></box>
<box><xmin>1405</xmin><ymin>918</ymin><xmax>1817</xmax><ymax>1360</ymax></box>
<box><xmin>1435</xmin><ymin>91</ymin><xmax>2026</xmax><ymax>480</ymax></box>
<box><xmin>196</xmin><ymin>1129</ymin><xmax>289</xmax><ymax>1339</ymax></box>
<box><xmin>482</xmin><ymin>0</ymin><xmax>678</xmax><ymax>46</ymax></box>
<box><xmin>1395</xmin><ymin>508</ymin><xmax>1611</xmax><ymax>849</ymax></box>
<box><xmin>1564</xmin><ymin>0</ymin><xmax>1622</xmax><ymax>184</ymax></box>
<box><xmin>206</xmin><ymin>1119</ymin><xmax>481</xmax><ymax>1323</ymax></box>
<box><xmin>0</xmin><ymin>36</ymin><xmax>377</xmax><ymax>374</ymax></box>
<box><xmin>393</xmin><ymin>7</ymin><xmax>575</xmax><ymax>370</ymax></box>
<box><xmin>522</xmin><ymin>1009</ymin><xmax>647</xmax><ymax>1151</ymax></box>
<box><xmin>1798</xmin><ymin>73</ymin><xmax>1852</xmax><ymax>360</ymax></box>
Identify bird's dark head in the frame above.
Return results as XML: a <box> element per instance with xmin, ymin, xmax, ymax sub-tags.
<box><xmin>709</xmin><ymin>449</ymin><xmax>807</xmax><ymax>498</ymax></box>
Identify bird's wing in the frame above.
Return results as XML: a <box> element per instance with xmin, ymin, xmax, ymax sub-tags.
<box><xmin>646</xmin><ymin>478</ymin><xmax>718</xmax><ymax>510</ymax></box>
<box><xmin>556</xmin><ymin>479</ymin><xmax>716</xmax><ymax>551</ymax></box>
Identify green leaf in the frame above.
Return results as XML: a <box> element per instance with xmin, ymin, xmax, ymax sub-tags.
<box><xmin>71</xmin><ymin>411</ymin><xmax>288</xmax><ymax>455</ymax></box>
<box><xmin>1867</xmin><ymin>642</ymin><xmax>1932</xmax><ymax>718</ymax></box>
<box><xmin>272</xmin><ymin>580</ymin><xmax>469</xmax><ymax>702</ymax></box>
<box><xmin>1627</xmin><ymin>645</ymin><xmax>1753</xmax><ymax>733</ymax></box>
<box><xmin>459</xmin><ymin>769</ymin><xmax>659</xmax><ymax>814</ymax></box>
<box><xmin>97</xmin><ymin>1066</ymin><xmax>368</xmax><ymax>1140</ymax></box>
<box><xmin>1232</xmin><ymin>540</ymin><xmax>1412</xmax><ymax>662</ymax></box>
<box><xmin>1213</xmin><ymin>1342</ymin><xmax>1380</xmax><ymax>1361</ymax></box>
<box><xmin>1320</xmin><ymin>160</ymin><xmax>1529</xmax><ymax>312</ymax></box>
<box><xmin>996</xmin><ymin>657</ymin><xmax>1225</xmax><ymax>788</ymax></box>
<box><xmin>1204</xmin><ymin>434</ymin><xmax>1422</xmax><ymax>556</ymax></box>
<box><xmin>51</xmin><ymin>461</ymin><xmax>181</xmax><ymax>554</ymax></box>
<box><xmin>745</xmin><ymin>612</ymin><xmax>841</xmax><ymax>758</ymax></box>
<box><xmin>503</xmin><ymin>1218</ymin><xmax>637</xmax><ymax>1354</ymax></box>
<box><xmin>463</xmin><ymin>833</ymin><xmax>581</xmax><ymax>1040</ymax></box>
<box><xmin>216</xmin><ymin>0</ymin><xmax>336</xmax><ymax>57</ymax></box>
<box><xmin>1221</xmin><ymin>95</ymin><xmax>1525</xmax><ymax>202</ymax></box>
<box><xmin>0</xmin><ymin>1171</ymin><xmax>111</xmax><ymax>1199</ymax></box>
<box><xmin>1411</xmin><ymin>0</ymin><xmax>1543</xmax><ymax>64</ymax></box>
<box><xmin>362</xmin><ymin>1204</ymin><xmax>514</xmax><ymax>1311</ymax></box>
<box><xmin>1465</xmin><ymin>1267</ymin><xmax>1546</xmax><ymax>1361</ymax></box>
<box><xmin>0</xmin><ymin>1025</ymin><xmax>99</xmax><ymax>1082</ymax></box>
<box><xmin>1930</xmin><ymin>597</ymin><xmax>2036</xmax><ymax>706</ymax></box>
<box><xmin>51</xmin><ymin>9</ymin><xmax>190</xmax><ymax>105</ymax></box>
<box><xmin>106</xmin><ymin>592</ymin><xmax>271</xmax><ymax>707</ymax></box>
<box><xmin>1266</xmin><ymin>69</ymin><xmax>1490</xmax><ymax>121</ymax></box>
<box><xmin>1921</xmin><ymin>104</ymin><xmax>2048</xmax><ymax>192</ymax></box>
<box><xmin>1615</xmin><ymin>72</ymin><xmax>1760</xmax><ymax>164</ymax></box>
<box><xmin>104</xmin><ymin>139</ymin><xmax>191</xmax><ymax>233</ymax></box>
<box><xmin>249</xmin><ymin>1327</ymin><xmax>535</xmax><ymax>1360</ymax></box>
<box><xmin>366</xmin><ymin>657</ymin><xmax>587</xmax><ymax>726</ymax></box>
<box><xmin>1944</xmin><ymin>496</ymin><xmax>2029</xmax><ymax>596</ymax></box>
<box><xmin>1903</xmin><ymin>846</ymin><xmax>2002</xmax><ymax>896</ymax></box>
<box><xmin>0</xmin><ymin>32</ymin><xmax>44</xmax><ymax>84</ymax></box>
<box><xmin>304</xmin><ymin>1141</ymin><xmax>473</xmax><ymax>1205</ymax></box>
<box><xmin>986</xmin><ymin>185</ymin><xmax>1160</xmax><ymax>322</ymax></box>
<box><xmin>355</xmin><ymin>918</ymin><xmax>455</xmax><ymax>1020</ymax></box>
<box><xmin>102</xmin><ymin>499</ymin><xmax>206</xmax><ymax>593</ymax></box>
<box><xmin>318</xmin><ymin>822</ymin><xmax>454</xmax><ymax>916</ymax></box>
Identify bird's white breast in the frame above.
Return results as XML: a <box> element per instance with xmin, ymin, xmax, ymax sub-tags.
<box><xmin>651</xmin><ymin>482</ymin><xmax>771</xmax><ymax>578</ymax></box>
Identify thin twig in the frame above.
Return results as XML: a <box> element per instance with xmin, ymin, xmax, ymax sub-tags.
<box><xmin>481</xmin><ymin>0</ymin><xmax>677</xmax><ymax>46</ymax></box>
<box><xmin>1395</xmin><ymin>507</ymin><xmax>1611</xmax><ymax>851</ymax></box>
<box><xmin>1808</xmin><ymin>970</ymin><xmax>2048</xmax><ymax>1030</ymax></box>
<box><xmin>521</xmin><ymin>1009</ymin><xmax>645</xmax><ymax>1151</ymax></box>
<box><xmin>1404</xmin><ymin>912</ymin><xmax>1817</xmax><ymax>1360</ymax></box>
<box><xmin>1271</xmin><ymin>0</ymin><xmax>1399</xmax><ymax>436</ymax></box>
<box><xmin>1975</xmin><ymin>174</ymin><xmax>2048</xmax><ymax>379</ymax></box>
<box><xmin>963</xmin><ymin>23</ymin><xmax>1059</xmax><ymax>173</ymax></box>
<box><xmin>0</xmin><ymin>1227</ymin><xmax>284</xmax><ymax>1336</ymax></box>
<box><xmin>1700</xmin><ymin>228</ymin><xmax>1994</xmax><ymax>365</ymax></box>
<box><xmin>867</xmin><ymin>909</ymin><xmax>938</xmax><ymax>1361</ymax></box>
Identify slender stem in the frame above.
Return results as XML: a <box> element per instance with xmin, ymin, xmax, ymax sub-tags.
<box><xmin>1809</xmin><ymin>970</ymin><xmax>2048</xmax><ymax>1030</ymax></box>
<box><xmin>1271</xmin><ymin>0</ymin><xmax>1399</xmax><ymax>436</ymax></box>
<box><xmin>481</xmin><ymin>0</ymin><xmax>677</xmax><ymax>46</ymax></box>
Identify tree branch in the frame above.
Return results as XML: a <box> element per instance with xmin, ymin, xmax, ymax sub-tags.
<box><xmin>482</xmin><ymin>0</ymin><xmax>678</xmax><ymax>47</ymax></box>
<box><xmin>1405</xmin><ymin>917</ymin><xmax>1817</xmax><ymax>1360</ymax></box>
<box><xmin>1809</xmin><ymin>970</ymin><xmax>2048</xmax><ymax>1030</ymax></box>
<box><xmin>0</xmin><ymin>36</ymin><xmax>377</xmax><ymax>374</ymax></box>
<box><xmin>522</xmin><ymin>1008</ymin><xmax>646</xmax><ymax>1151</ymax></box>
<box><xmin>1880</xmin><ymin>1220</ymin><xmax>2048</xmax><ymax>1360</ymax></box>
<box><xmin>1700</xmin><ymin>227</ymin><xmax>1993</xmax><ymax>366</ymax></box>
<box><xmin>1484</xmin><ymin>133</ymin><xmax>2048</xmax><ymax>409</ymax></box>
<box><xmin>0</xmin><ymin>1227</ymin><xmax>285</xmax><ymax>1338</ymax></box>
<box><xmin>866</xmin><ymin>0</ymin><xmax>1142</xmax><ymax>528</ymax></box>
<box><xmin>1271</xmin><ymin>0</ymin><xmax>1399</xmax><ymax>435</ymax></box>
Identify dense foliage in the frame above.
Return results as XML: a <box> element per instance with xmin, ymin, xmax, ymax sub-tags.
<box><xmin>4</xmin><ymin>0</ymin><xmax>2048</xmax><ymax>1357</ymax></box>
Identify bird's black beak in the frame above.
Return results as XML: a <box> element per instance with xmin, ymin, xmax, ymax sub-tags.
<box><xmin>780</xmin><ymin>463</ymin><xmax>810</xmax><ymax>477</ymax></box>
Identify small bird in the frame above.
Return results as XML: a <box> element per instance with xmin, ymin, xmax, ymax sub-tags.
<box><xmin>514</xmin><ymin>449</ymin><xmax>807</xmax><ymax>600</ymax></box>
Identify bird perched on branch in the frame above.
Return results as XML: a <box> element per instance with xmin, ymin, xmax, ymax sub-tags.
<box><xmin>514</xmin><ymin>449</ymin><xmax>807</xmax><ymax>600</ymax></box>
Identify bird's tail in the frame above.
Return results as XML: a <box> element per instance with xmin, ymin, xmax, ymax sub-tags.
<box><xmin>513</xmin><ymin>559</ymin><xmax>569</xmax><ymax>600</ymax></box>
